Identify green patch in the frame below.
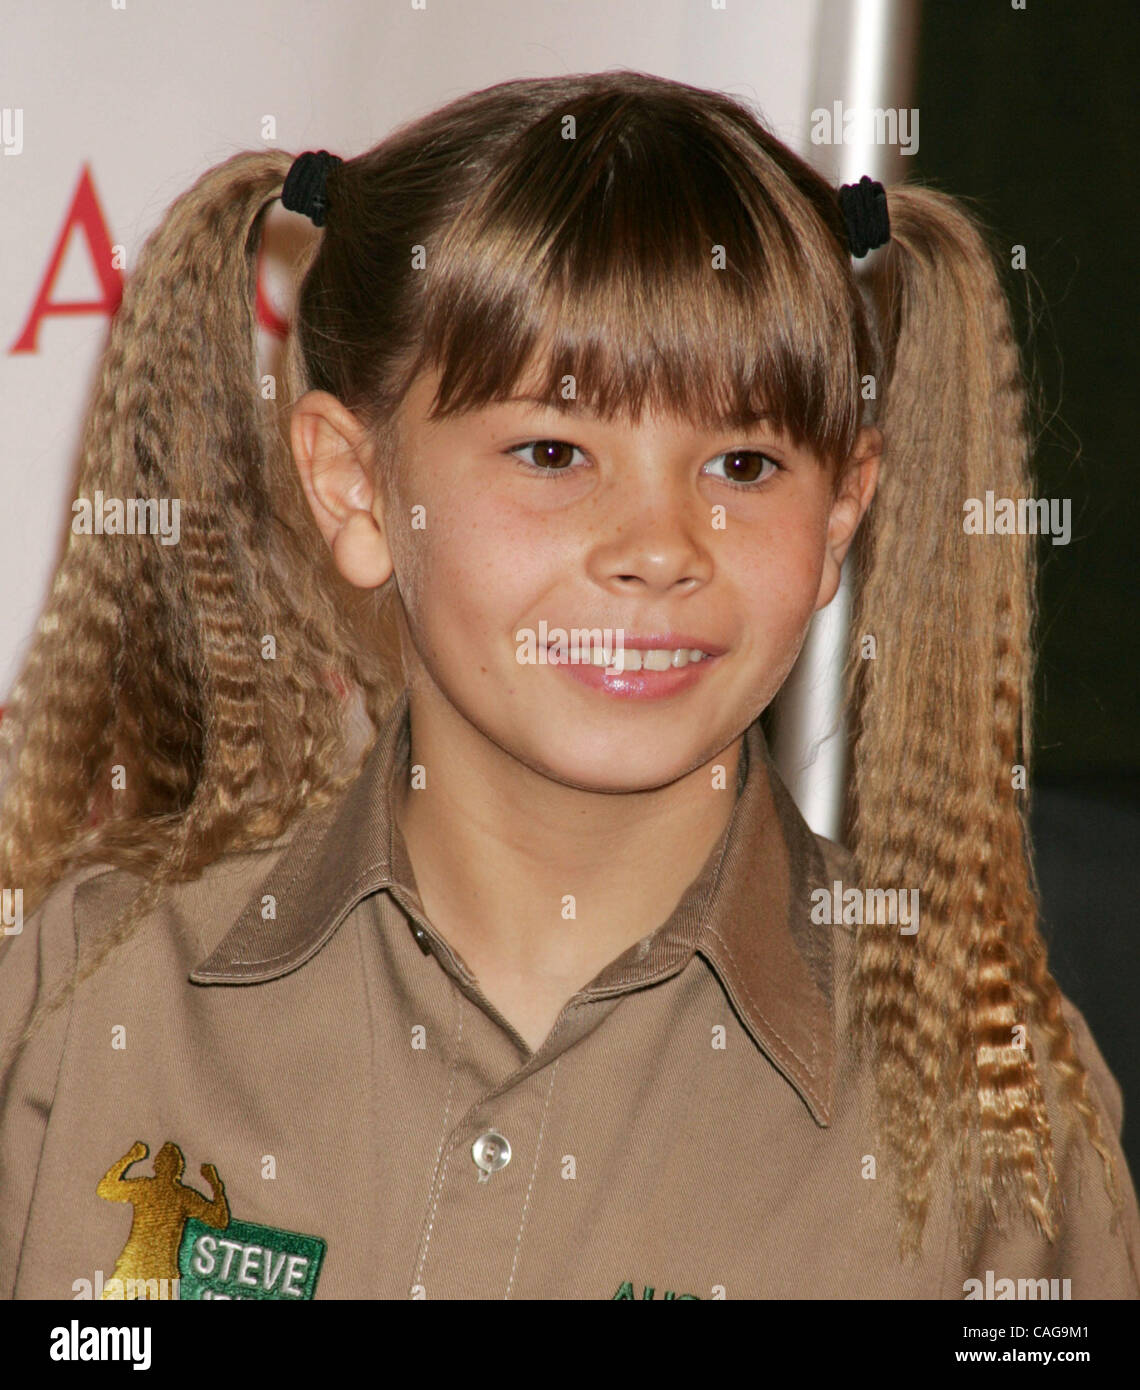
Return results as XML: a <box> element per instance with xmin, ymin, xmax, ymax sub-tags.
<box><xmin>178</xmin><ymin>1217</ymin><xmax>326</xmax><ymax>1300</ymax></box>
<box><xmin>612</xmin><ymin>1280</ymin><xmax>699</xmax><ymax>1300</ymax></box>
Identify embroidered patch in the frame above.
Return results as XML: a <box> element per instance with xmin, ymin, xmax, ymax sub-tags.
<box><xmin>612</xmin><ymin>1280</ymin><xmax>700</xmax><ymax>1300</ymax></box>
<box><xmin>96</xmin><ymin>1140</ymin><xmax>325</xmax><ymax>1300</ymax></box>
<box><xmin>178</xmin><ymin>1218</ymin><xmax>326</xmax><ymax>1300</ymax></box>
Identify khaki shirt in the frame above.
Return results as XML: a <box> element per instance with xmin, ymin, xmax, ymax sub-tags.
<box><xmin>2</xmin><ymin>688</ymin><xmax>1138</xmax><ymax>1300</ymax></box>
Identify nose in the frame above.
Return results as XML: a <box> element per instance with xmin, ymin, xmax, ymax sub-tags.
<box><xmin>586</xmin><ymin>489</ymin><xmax>713</xmax><ymax>596</ymax></box>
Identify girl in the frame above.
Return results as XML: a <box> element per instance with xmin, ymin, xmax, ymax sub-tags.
<box><xmin>1</xmin><ymin>71</ymin><xmax>1137</xmax><ymax>1301</ymax></box>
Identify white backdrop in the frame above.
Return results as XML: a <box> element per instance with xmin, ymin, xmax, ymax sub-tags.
<box><xmin>0</xmin><ymin>0</ymin><xmax>915</xmax><ymax>828</ymax></box>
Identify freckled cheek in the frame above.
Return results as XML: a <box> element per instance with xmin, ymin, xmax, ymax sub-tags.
<box><xmin>730</xmin><ymin>527</ymin><xmax>825</xmax><ymax>653</ymax></box>
<box><xmin>398</xmin><ymin>508</ymin><xmax>551</xmax><ymax>643</ymax></box>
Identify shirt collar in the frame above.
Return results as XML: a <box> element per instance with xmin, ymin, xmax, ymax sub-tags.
<box><xmin>192</xmin><ymin>687</ymin><xmax>835</xmax><ymax>1124</ymax></box>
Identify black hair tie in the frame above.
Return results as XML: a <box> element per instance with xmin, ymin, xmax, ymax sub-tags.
<box><xmin>838</xmin><ymin>175</ymin><xmax>890</xmax><ymax>258</ymax></box>
<box><xmin>281</xmin><ymin>149</ymin><xmax>342</xmax><ymax>228</ymax></box>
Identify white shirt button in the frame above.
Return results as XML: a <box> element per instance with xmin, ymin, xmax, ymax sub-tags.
<box><xmin>472</xmin><ymin>1130</ymin><xmax>511</xmax><ymax>1176</ymax></box>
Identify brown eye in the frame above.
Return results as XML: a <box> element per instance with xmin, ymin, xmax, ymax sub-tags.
<box><xmin>723</xmin><ymin>451</ymin><xmax>768</xmax><ymax>482</ymax></box>
<box><xmin>527</xmin><ymin>440</ymin><xmax>576</xmax><ymax>470</ymax></box>
<box><xmin>506</xmin><ymin>440</ymin><xmax>585</xmax><ymax>477</ymax></box>
<box><xmin>705</xmin><ymin>450</ymin><xmax>781</xmax><ymax>487</ymax></box>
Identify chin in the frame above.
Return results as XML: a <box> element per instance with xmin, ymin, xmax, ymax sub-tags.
<box><xmin>523</xmin><ymin>741</ymin><xmax>701</xmax><ymax>794</ymax></box>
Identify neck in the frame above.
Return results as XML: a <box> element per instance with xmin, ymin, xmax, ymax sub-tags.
<box><xmin>392</xmin><ymin>682</ymin><xmax>746</xmax><ymax>1023</ymax></box>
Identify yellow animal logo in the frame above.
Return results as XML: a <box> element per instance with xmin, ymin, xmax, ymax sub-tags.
<box><xmin>97</xmin><ymin>1140</ymin><xmax>229</xmax><ymax>1299</ymax></box>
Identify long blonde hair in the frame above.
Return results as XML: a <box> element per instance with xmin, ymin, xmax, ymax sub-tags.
<box><xmin>0</xmin><ymin>70</ymin><xmax>1119</xmax><ymax>1255</ymax></box>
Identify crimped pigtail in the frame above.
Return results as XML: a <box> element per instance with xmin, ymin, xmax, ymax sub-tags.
<box><xmin>1</xmin><ymin>151</ymin><xmax>397</xmax><ymax>1062</ymax></box>
<box><xmin>846</xmin><ymin>184</ymin><xmax>1119</xmax><ymax>1254</ymax></box>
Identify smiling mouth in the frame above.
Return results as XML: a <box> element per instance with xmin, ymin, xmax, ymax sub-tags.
<box><xmin>545</xmin><ymin>644</ymin><xmax>715</xmax><ymax>670</ymax></box>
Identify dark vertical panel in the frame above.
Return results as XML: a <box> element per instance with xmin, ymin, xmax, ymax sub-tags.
<box><xmin>912</xmin><ymin>0</ymin><xmax>1140</xmax><ymax>1180</ymax></box>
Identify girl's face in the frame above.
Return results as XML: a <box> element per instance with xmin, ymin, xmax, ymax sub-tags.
<box><xmin>371</xmin><ymin>365</ymin><xmax>879</xmax><ymax>791</ymax></box>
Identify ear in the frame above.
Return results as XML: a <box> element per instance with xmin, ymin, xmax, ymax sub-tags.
<box><xmin>290</xmin><ymin>390</ymin><xmax>393</xmax><ymax>589</ymax></box>
<box><xmin>814</xmin><ymin>426</ymin><xmax>880</xmax><ymax>612</ymax></box>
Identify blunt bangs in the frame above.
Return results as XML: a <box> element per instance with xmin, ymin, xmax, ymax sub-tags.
<box><xmin>403</xmin><ymin>86</ymin><xmax>864</xmax><ymax>465</ymax></box>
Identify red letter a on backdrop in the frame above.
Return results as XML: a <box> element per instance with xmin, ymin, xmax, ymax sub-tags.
<box><xmin>9</xmin><ymin>164</ymin><xmax>123</xmax><ymax>353</ymax></box>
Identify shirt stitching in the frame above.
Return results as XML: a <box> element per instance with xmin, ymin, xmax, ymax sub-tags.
<box><xmin>353</xmin><ymin>902</ymin><xmax>384</xmax><ymax>1294</ymax></box>
<box><xmin>504</xmin><ymin>1058</ymin><xmax>561</xmax><ymax>1300</ymax></box>
<box><xmin>410</xmin><ymin>989</ymin><xmax>464</xmax><ymax>1296</ymax></box>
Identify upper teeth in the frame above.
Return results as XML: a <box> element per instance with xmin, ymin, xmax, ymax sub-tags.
<box><xmin>589</xmin><ymin>647</ymin><xmax>710</xmax><ymax>670</ymax></box>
